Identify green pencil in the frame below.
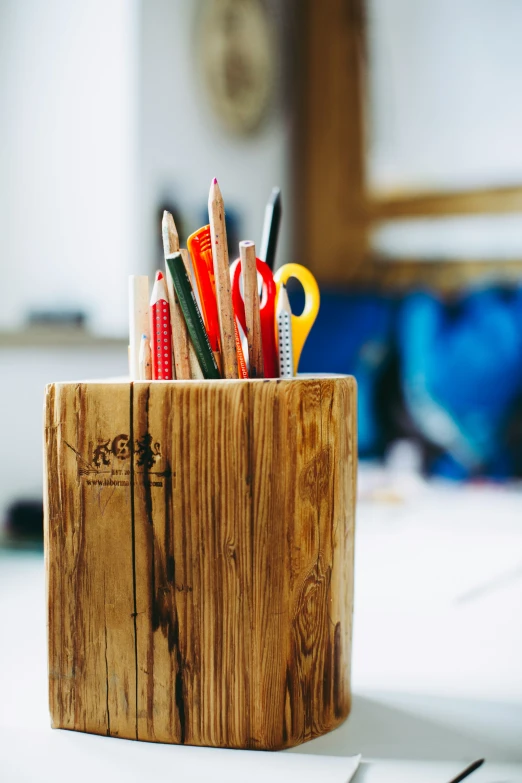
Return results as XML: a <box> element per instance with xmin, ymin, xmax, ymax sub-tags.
<box><xmin>165</xmin><ymin>252</ymin><xmax>221</xmax><ymax>380</ymax></box>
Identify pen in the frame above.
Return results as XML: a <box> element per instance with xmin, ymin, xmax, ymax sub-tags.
<box><xmin>259</xmin><ymin>187</ymin><xmax>281</xmax><ymax>272</ymax></box>
<box><xmin>447</xmin><ymin>759</ymin><xmax>485</xmax><ymax>783</ymax></box>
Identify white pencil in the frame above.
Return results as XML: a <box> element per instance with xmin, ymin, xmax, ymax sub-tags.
<box><xmin>276</xmin><ymin>283</ymin><xmax>294</xmax><ymax>378</ymax></box>
<box><xmin>129</xmin><ymin>275</ymin><xmax>149</xmax><ymax>380</ymax></box>
<box><xmin>138</xmin><ymin>333</ymin><xmax>152</xmax><ymax>380</ymax></box>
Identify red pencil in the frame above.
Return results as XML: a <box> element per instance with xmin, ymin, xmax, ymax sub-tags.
<box><xmin>150</xmin><ymin>270</ymin><xmax>173</xmax><ymax>380</ymax></box>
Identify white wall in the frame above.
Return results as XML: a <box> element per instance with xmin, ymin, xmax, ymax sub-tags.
<box><xmin>0</xmin><ymin>0</ymin><xmax>291</xmax><ymax>519</ymax></box>
<box><xmin>0</xmin><ymin>346</ymin><xmax>128</xmax><ymax>518</ymax></box>
<box><xmin>138</xmin><ymin>0</ymin><xmax>291</xmax><ymax>273</ymax></box>
<box><xmin>367</xmin><ymin>0</ymin><xmax>522</xmax><ymax>194</ymax></box>
<box><xmin>0</xmin><ymin>0</ymin><xmax>290</xmax><ymax>338</ymax></box>
<box><xmin>0</xmin><ymin>0</ymin><xmax>139</xmax><ymax>336</ymax></box>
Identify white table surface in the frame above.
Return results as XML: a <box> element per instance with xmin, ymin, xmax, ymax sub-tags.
<box><xmin>1</xmin><ymin>477</ymin><xmax>522</xmax><ymax>782</ymax></box>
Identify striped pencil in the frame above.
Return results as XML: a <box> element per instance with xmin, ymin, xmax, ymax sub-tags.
<box><xmin>162</xmin><ymin>210</ymin><xmax>190</xmax><ymax>379</ymax></box>
<box><xmin>149</xmin><ymin>271</ymin><xmax>173</xmax><ymax>380</ymax></box>
<box><xmin>276</xmin><ymin>283</ymin><xmax>293</xmax><ymax>378</ymax></box>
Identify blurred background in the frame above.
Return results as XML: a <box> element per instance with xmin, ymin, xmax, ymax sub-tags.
<box><xmin>0</xmin><ymin>0</ymin><xmax>294</xmax><ymax>538</ymax></box>
<box><xmin>3</xmin><ymin>0</ymin><xmax>522</xmax><ymax>539</ymax></box>
<box><xmin>1</xmin><ymin>0</ymin><xmax>522</xmax><ymax>770</ymax></box>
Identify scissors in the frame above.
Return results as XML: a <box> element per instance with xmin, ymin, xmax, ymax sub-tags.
<box><xmin>273</xmin><ymin>263</ymin><xmax>320</xmax><ymax>375</ymax></box>
<box><xmin>231</xmin><ymin>256</ymin><xmax>278</xmax><ymax>378</ymax></box>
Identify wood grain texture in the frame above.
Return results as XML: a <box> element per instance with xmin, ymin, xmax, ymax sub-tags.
<box><xmin>44</xmin><ymin>382</ymin><xmax>137</xmax><ymax>737</ymax></box>
<box><xmin>45</xmin><ymin>377</ymin><xmax>356</xmax><ymax>749</ymax></box>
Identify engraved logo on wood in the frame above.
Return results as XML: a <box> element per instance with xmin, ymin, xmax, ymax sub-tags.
<box><xmin>65</xmin><ymin>434</ymin><xmax>165</xmax><ymax>488</ymax></box>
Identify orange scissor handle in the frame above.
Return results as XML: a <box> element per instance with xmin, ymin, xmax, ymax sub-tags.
<box><xmin>187</xmin><ymin>226</ymin><xmax>220</xmax><ymax>352</ymax></box>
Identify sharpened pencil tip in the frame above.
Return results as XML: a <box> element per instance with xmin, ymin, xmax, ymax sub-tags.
<box><xmin>156</xmin><ymin>271</ymin><xmax>163</xmax><ymax>281</ymax></box>
<box><xmin>162</xmin><ymin>211</ymin><xmax>179</xmax><ymax>255</ymax></box>
<box><xmin>212</xmin><ymin>177</ymin><xmax>218</xmax><ymax>184</ymax></box>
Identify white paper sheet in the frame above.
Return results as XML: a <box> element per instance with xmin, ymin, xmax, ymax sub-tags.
<box><xmin>0</xmin><ymin>727</ymin><xmax>361</xmax><ymax>783</ymax></box>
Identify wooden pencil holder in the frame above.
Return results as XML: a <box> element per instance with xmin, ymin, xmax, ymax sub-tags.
<box><xmin>44</xmin><ymin>376</ymin><xmax>357</xmax><ymax>750</ymax></box>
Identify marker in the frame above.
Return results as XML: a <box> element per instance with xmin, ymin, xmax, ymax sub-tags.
<box><xmin>260</xmin><ymin>187</ymin><xmax>281</xmax><ymax>272</ymax></box>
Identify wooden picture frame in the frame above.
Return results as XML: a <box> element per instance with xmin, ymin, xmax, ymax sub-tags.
<box><xmin>298</xmin><ymin>0</ymin><xmax>522</xmax><ymax>290</ymax></box>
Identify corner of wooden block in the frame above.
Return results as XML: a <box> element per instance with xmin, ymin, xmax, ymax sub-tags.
<box><xmin>344</xmin><ymin>374</ymin><xmax>357</xmax><ymax>396</ymax></box>
<box><xmin>48</xmin><ymin>702</ymin><xmax>62</xmax><ymax>730</ymax></box>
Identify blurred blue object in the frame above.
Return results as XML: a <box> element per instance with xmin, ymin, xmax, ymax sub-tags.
<box><xmin>398</xmin><ymin>289</ymin><xmax>522</xmax><ymax>477</ymax></box>
<box><xmin>287</xmin><ymin>283</ymin><xmax>522</xmax><ymax>477</ymax></box>
<box><xmin>299</xmin><ymin>290</ymin><xmax>394</xmax><ymax>454</ymax></box>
